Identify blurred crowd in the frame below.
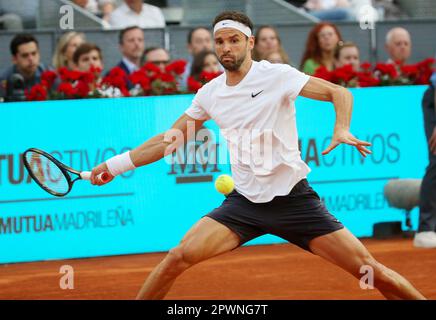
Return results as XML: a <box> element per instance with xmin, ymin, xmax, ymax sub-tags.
<box><xmin>0</xmin><ymin>0</ymin><xmax>434</xmax><ymax>102</ymax></box>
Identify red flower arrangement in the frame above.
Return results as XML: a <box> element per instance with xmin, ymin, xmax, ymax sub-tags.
<box><xmin>187</xmin><ymin>71</ymin><xmax>223</xmax><ymax>93</ymax></box>
<box><xmin>313</xmin><ymin>58</ymin><xmax>435</xmax><ymax>88</ymax></box>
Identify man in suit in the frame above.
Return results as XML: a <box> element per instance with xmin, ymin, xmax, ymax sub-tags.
<box><xmin>112</xmin><ymin>26</ymin><xmax>145</xmax><ymax>89</ymax></box>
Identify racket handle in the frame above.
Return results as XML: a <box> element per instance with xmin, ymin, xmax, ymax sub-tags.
<box><xmin>80</xmin><ymin>171</ymin><xmax>111</xmax><ymax>183</ymax></box>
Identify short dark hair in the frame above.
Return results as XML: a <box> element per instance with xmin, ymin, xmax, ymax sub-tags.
<box><xmin>10</xmin><ymin>34</ymin><xmax>39</xmax><ymax>56</ymax></box>
<box><xmin>212</xmin><ymin>11</ymin><xmax>254</xmax><ymax>33</ymax></box>
<box><xmin>187</xmin><ymin>27</ymin><xmax>210</xmax><ymax>44</ymax></box>
<box><xmin>73</xmin><ymin>43</ymin><xmax>103</xmax><ymax>64</ymax></box>
<box><xmin>119</xmin><ymin>26</ymin><xmax>142</xmax><ymax>44</ymax></box>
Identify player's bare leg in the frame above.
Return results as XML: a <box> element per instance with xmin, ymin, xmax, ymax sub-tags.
<box><xmin>309</xmin><ymin>228</ymin><xmax>426</xmax><ymax>300</ymax></box>
<box><xmin>136</xmin><ymin>217</ymin><xmax>240</xmax><ymax>300</ymax></box>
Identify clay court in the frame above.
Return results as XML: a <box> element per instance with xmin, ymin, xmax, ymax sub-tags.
<box><xmin>0</xmin><ymin>237</ymin><xmax>435</xmax><ymax>300</ymax></box>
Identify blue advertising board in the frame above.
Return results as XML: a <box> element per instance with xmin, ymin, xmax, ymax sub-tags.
<box><xmin>0</xmin><ymin>86</ymin><xmax>429</xmax><ymax>263</ymax></box>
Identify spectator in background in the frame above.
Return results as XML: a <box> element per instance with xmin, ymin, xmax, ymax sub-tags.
<box><xmin>73</xmin><ymin>42</ymin><xmax>122</xmax><ymax>97</ymax></box>
<box><xmin>303</xmin><ymin>0</ymin><xmax>352</xmax><ymax>21</ymax></box>
<box><xmin>0</xmin><ymin>34</ymin><xmax>47</xmax><ymax>100</ymax></box>
<box><xmin>300</xmin><ymin>22</ymin><xmax>343</xmax><ymax>75</ymax></box>
<box><xmin>0</xmin><ymin>10</ymin><xmax>23</xmax><ymax>30</ymax></box>
<box><xmin>142</xmin><ymin>47</ymin><xmax>170</xmax><ymax>73</ymax></box>
<box><xmin>114</xmin><ymin>26</ymin><xmax>145</xmax><ymax>74</ymax></box>
<box><xmin>52</xmin><ymin>32</ymin><xmax>86</xmax><ymax>70</ymax></box>
<box><xmin>385</xmin><ymin>27</ymin><xmax>411</xmax><ymax>66</ymax></box>
<box><xmin>190</xmin><ymin>50</ymin><xmax>221</xmax><ymax>80</ymax></box>
<box><xmin>111</xmin><ymin>26</ymin><xmax>145</xmax><ymax>89</ymax></box>
<box><xmin>73</xmin><ymin>42</ymin><xmax>104</xmax><ymax>72</ymax></box>
<box><xmin>72</xmin><ymin>0</ymin><xmax>115</xmax><ymax>22</ymax></box>
<box><xmin>109</xmin><ymin>0</ymin><xmax>165</xmax><ymax>29</ymax></box>
<box><xmin>414</xmin><ymin>68</ymin><xmax>436</xmax><ymax>248</ymax></box>
<box><xmin>252</xmin><ymin>26</ymin><xmax>290</xmax><ymax>64</ymax></box>
<box><xmin>180</xmin><ymin>27</ymin><xmax>214</xmax><ymax>90</ymax></box>
<box><xmin>334</xmin><ymin>41</ymin><xmax>360</xmax><ymax>71</ymax></box>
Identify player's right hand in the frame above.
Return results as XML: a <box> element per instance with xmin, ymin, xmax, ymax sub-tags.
<box><xmin>91</xmin><ymin>162</ymin><xmax>114</xmax><ymax>186</ymax></box>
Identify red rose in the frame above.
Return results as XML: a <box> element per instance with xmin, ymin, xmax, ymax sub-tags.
<box><xmin>41</xmin><ymin>70</ymin><xmax>57</xmax><ymax>88</ymax></box>
<box><xmin>332</xmin><ymin>65</ymin><xmax>356</xmax><ymax>83</ymax></box>
<box><xmin>25</xmin><ymin>84</ymin><xmax>47</xmax><ymax>101</ymax></box>
<box><xmin>57</xmin><ymin>82</ymin><xmax>75</xmax><ymax>96</ymax></box>
<box><xmin>313</xmin><ymin>66</ymin><xmax>333</xmax><ymax>82</ymax></box>
<box><xmin>401</xmin><ymin>64</ymin><xmax>419</xmax><ymax>77</ymax></box>
<box><xmin>357</xmin><ymin>72</ymin><xmax>380</xmax><ymax>87</ymax></box>
<box><xmin>199</xmin><ymin>71</ymin><xmax>222</xmax><ymax>82</ymax></box>
<box><xmin>360</xmin><ymin>62</ymin><xmax>372</xmax><ymax>71</ymax></box>
<box><xmin>165</xmin><ymin>59</ymin><xmax>187</xmax><ymax>75</ymax></box>
<box><xmin>142</xmin><ymin>62</ymin><xmax>162</xmax><ymax>74</ymax></box>
<box><xmin>375</xmin><ymin>63</ymin><xmax>398</xmax><ymax>79</ymax></box>
<box><xmin>159</xmin><ymin>73</ymin><xmax>176</xmax><ymax>83</ymax></box>
<box><xmin>129</xmin><ymin>70</ymin><xmax>151</xmax><ymax>92</ymax></box>
<box><xmin>187</xmin><ymin>76</ymin><xmax>202</xmax><ymax>93</ymax></box>
<box><xmin>73</xmin><ymin>80</ymin><xmax>90</xmax><ymax>97</ymax></box>
<box><xmin>78</xmin><ymin>71</ymin><xmax>95</xmax><ymax>84</ymax></box>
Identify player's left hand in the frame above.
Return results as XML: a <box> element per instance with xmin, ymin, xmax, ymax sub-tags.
<box><xmin>322</xmin><ymin>128</ymin><xmax>372</xmax><ymax>157</ymax></box>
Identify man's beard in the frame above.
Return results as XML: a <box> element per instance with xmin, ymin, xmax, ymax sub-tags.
<box><xmin>219</xmin><ymin>53</ymin><xmax>246</xmax><ymax>71</ymax></box>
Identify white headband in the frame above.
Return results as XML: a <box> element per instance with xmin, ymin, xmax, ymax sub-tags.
<box><xmin>213</xmin><ymin>19</ymin><xmax>252</xmax><ymax>37</ymax></box>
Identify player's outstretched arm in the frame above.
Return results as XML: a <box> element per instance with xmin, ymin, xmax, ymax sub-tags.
<box><xmin>299</xmin><ymin>76</ymin><xmax>372</xmax><ymax>157</ymax></box>
<box><xmin>90</xmin><ymin>113</ymin><xmax>205</xmax><ymax>185</ymax></box>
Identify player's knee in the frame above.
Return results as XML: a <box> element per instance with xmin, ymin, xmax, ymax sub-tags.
<box><xmin>164</xmin><ymin>247</ymin><xmax>190</xmax><ymax>275</ymax></box>
<box><xmin>165</xmin><ymin>245</ymin><xmax>201</xmax><ymax>273</ymax></box>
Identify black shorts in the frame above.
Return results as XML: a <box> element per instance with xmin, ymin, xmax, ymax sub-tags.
<box><xmin>205</xmin><ymin>179</ymin><xmax>344</xmax><ymax>252</ymax></box>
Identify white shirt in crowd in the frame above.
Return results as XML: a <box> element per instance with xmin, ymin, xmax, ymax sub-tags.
<box><xmin>185</xmin><ymin>60</ymin><xmax>311</xmax><ymax>203</ymax></box>
<box><xmin>80</xmin><ymin>0</ymin><xmax>114</xmax><ymax>14</ymax></box>
<box><xmin>109</xmin><ymin>2</ymin><xmax>165</xmax><ymax>29</ymax></box>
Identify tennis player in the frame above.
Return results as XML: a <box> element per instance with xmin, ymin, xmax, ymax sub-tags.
<box><xmin>91</xmin><ymin>11</ymin><xmax>425</xmax><ymax>300</ymax></box>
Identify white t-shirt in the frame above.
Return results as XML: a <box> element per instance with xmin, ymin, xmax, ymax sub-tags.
<box><xmin>185</xmin><ymin>60</ymin><xmax>311</xmax><ymax>203</ymax></box>
<box><xmin>109</xmin><ymin>2</ymin><xmax>165</xmax><ymax>29</ymax></box>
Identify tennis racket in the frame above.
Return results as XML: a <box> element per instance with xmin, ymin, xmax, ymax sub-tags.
<box><xmin>22</xmin><ymin>148</ymin><xmax>110</xmax><ymax>197</ymax></box>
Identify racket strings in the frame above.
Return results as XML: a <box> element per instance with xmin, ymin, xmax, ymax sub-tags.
<box><xmin>25</xmin><ymin>152</ymin><xmax>70</xmax><ymax>194</ymax></box>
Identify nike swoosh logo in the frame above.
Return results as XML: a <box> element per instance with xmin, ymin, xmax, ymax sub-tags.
<box><xmin>251</xmin><ymin>90</ymin><xmax>263</xmax><ymax>98</ymax></box>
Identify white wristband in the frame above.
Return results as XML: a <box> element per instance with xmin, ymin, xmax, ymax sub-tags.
<box><xmin>106</xmin><ymin>151</ymin><xmax>136</xmax><ymax>176</ymax></box>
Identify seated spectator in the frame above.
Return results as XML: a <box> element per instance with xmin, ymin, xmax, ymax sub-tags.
<box><xmin>73</xmin><ymin>42</ymin><xmax>104</xmax><ymax>73</ymax></box>
<box><xmin>0</xmin><ymin>34</ymin><xmax>47</xmax><ymax>100</ymax></box>
<box><xmin>109</xmin><ymin>0</ymin><xmax>165</xmax><ymax>29</ymax></box>
<box><xmin>252</xmin><ymin>26</ymin><xmax>290</xmax><ymax>64</ymax></box>
<box><xmin>72</xmin><ymin>42</ymin><xmax>122</xmax><ymax>97</ymax></box>
<box><xmin>334</xmin><ymin>41</ymin><xmax>360</xmax><ymax>71</ymax></box>
<box><xmin>303</xmin><ymin>0</ymin><xmax>352</xmax><ymax>21</ymax></box>
<box><xmin>190</xmin><ymin>51</ymin><xmax>221</xmax><ymax>79</ymax></box>
<box><xmin>113</xmin><ymin>26</ymin><xmax>145</xmax><ymax>72</ymax></box>
<box><xmin>180</xmin><ymin>27</ymin><xmax>214</xmax><ymax>90</ymax></box>
<box><xmin>72</xmin><ymin>0</ymin><xmax>115</xmax><ymax>22</ymax></box>
<box><xmin>109</xmin><ymin>26</ymin><xmax>145</xmax><ymax>89</ymax></box>
<box><xmin>0</xmin><ymin>10</ymin><xmax>23</xmax><ymax>30</ymax></box>
<box><xmin>142</xmin><ymin>47</ymin><xmax>171</xmax><ymax>73</ymax></box>
<box><xmin>300</xmin><ymin>22</ymin><xmax>343</xmax><ymax>75</ymax></box>
<box><xmin>52</xmin><ymin>32</ymin><xmax>86</xmax><ymax>70</ymax></box>
<box><xmin>385</xmin><ymin>27</ymin><xmax>411</xmax><ymax>66</ymax></box>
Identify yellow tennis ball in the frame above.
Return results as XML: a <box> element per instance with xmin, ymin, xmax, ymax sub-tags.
<box><xmin>215</xmin><ymin>174</ymin><xmax>234</xmax><ymax>195</ymax></box>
